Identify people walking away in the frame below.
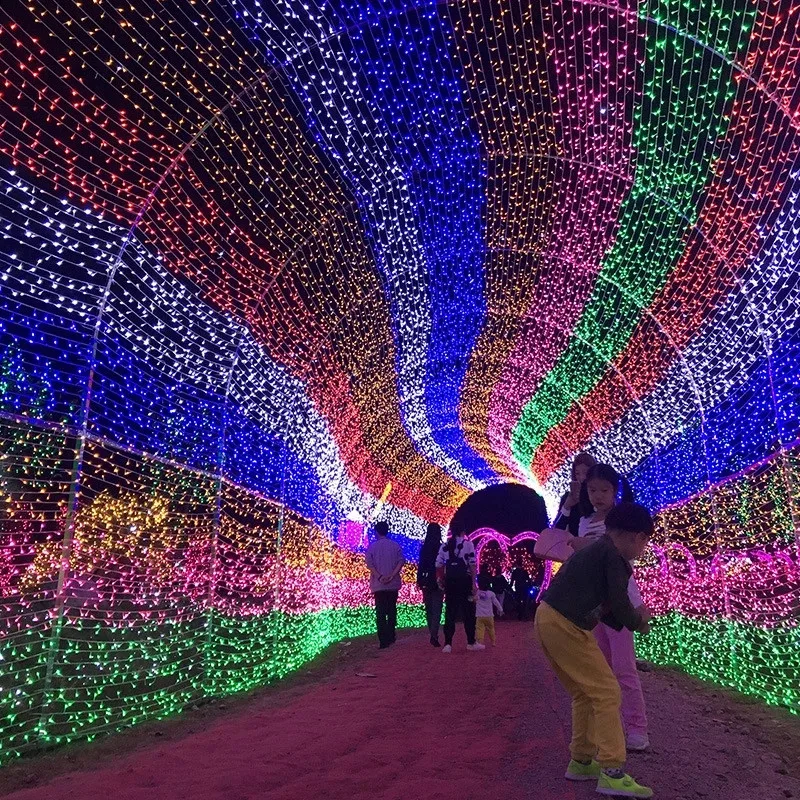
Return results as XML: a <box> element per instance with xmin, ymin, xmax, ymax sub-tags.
<box><xmin>491</xmin><ymin>567</ymin><xmax>509</xmax><ymax>612</ymax></box>
<box><xmin>510</xmin><ymin>558</ymin><xmax>531</xmax><ymax>620</ymax></box>
<box><xmin>535</xmin><ymin>503</ymin><xmax>655</xmax><ymax>798</ymax></box>
<box><xmin>365</xmin><ymin>520</ymin><xmax>405</xmax><ymax>649</ymax></box>
<box><xmin>475</xmin><ymin>573</ymin><xmax>503</xmax><ymax>645</ymax></box>
<box><xmin>436</xmin><ymin>526</ymin><xmax>483</xmax><ymax>652</ymax></box>
<box><xmin>570</xmin><ymin>463</ymin><xmax>649</xmax><ymax>751</ymax></box>
<box><xmin>417</xmin><ymin>522</ymin><xmax>444</xmax><ymax>647</ymax></box>
<box><xmin>554</xmin><ymin>452</ymin><xmax>597</xmax><ymax>536</ymax></box>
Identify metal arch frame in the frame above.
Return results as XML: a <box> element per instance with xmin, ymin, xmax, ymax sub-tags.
<box><xmin>468</xmin><ymin>527</ymin><xmax>555</xmax><ymax>591</ymax></box>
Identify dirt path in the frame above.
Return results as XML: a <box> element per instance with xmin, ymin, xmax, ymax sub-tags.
<box><xmin>1</xmin><ymin>622</ymin><xmax>798</xmax><ymax>800</ymax></box>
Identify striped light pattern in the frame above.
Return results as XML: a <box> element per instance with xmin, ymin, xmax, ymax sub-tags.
<box><xmin>0</xmin><ymin>0</ymin><xmax>798</xmax><ymax>764</ymax></box>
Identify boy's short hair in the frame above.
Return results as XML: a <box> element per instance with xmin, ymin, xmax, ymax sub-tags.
<box><xmin>375</xmin><ymin>521</ymin><xmax>389</xmax><ymax>536</ymax></box>
<box><xmin>605</xmin><ymin>502</ymin><xmax>654</xmax><ymax>537</ymax></box>
<box><xmin>477</xmin><ymin>573</ymin><xmax>491</xmax><ymax>591</ymax></box>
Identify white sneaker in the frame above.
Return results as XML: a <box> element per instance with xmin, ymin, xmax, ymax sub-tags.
<box><xmin>442</xmin><ymin>644</ymin><xmax>452</xmax><ymax>653</ymax></box>
<box><xmin>466</xmin><ymin>643</ymin><xmax>486</xmax><ymax>651</ymax></box>
<box><xmin>626</xmin><ymin>733</ymin><xmax>650</xmax><ymax>751</ymax></box>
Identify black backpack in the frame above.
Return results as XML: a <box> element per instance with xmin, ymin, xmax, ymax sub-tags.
<box><xmin>444</xmin><ymin>547</ymin><xmax>472</xmax><ymax>595</ymax></box>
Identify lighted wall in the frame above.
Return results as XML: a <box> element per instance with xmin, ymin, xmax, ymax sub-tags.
<box><xmin>1</xmin><ymin>0</ymin><xmax>799</xmax><ymax>763</ymax></box>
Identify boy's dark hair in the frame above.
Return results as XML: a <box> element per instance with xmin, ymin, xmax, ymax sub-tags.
<box><xmin>605</xmin><ymin>502</ymin><xmax>654</xmax><ymax>537</ymax></box>
<box><xmin>477</xmin><ymin>573</ymin><xmax>491</xmax><ymax>591</ymax></box>
<box><xmin>375</xmin><ymin>521</ymin><xmax>389</xmax><ymax>536</ymax></box>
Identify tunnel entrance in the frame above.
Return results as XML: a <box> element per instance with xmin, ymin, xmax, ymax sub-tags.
<box><xmin>448</xmin><ymin>482</ymin><xmax>548</xmax><ymax>538</ymax></box>
<box><xmin>450</xmin><ymin>482</ymin><xmax>550</xmax><ymax>608</ymax></box>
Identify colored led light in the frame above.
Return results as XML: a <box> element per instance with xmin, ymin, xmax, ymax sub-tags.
<box><xmin>1</xmin><ymin>0</ymin><xmax>799</xmax><ymax>767</ymax></box>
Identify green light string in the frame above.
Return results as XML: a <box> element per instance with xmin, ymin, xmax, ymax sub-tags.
<box><xmin>0</xmin><ymin>604</ymin><xmax>426</xmax><ymax>765</ymax></box>
<box><xmin>636</xmin><ymin>612</ymin><xmax>800</xmax><ymax>712</ymax></box>
<box><xmin>511</xmin><ymin>0</ymin><xmax>757</xmax><ymax>470</ymax></box>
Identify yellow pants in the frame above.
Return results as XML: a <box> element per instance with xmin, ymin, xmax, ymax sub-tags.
<box><xmin>535</xmin><ymin>602</ymin><xmax>625</xmax><ymax>768</ymax></box>
<box><xmin>475</xmin><ymin>616</ymin><xmax>496</xmax><ymax>644</ymax></box>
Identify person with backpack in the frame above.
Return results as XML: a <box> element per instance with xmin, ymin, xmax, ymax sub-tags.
<box><xmin>435</xmin><ymin>525</ymin><xmax>484</xmax><ymax>653</ymax></box>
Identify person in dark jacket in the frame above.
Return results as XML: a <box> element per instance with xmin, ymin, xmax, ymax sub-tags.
<box><xmin>535</xmin><ymin>502</ymin><xmax>654</xmax><ymax>798</ymax></box>
<box><xmin>553</xmin><ymin>452</ymin><xmax>596</xmax><ymax>536</ymax></box>
<box><xmin>509</xmin><ymin>558</ymin><xmax>531</xmax><ymax>620</ymax></box>
<box><xmin>491</xmin><ymin>568</ymin><xmax>509</xmax><ymax>611</ymax></box>
<box><xmin>416</xmin><ymin>522</ymin><xmax>444</xmax><ymax>647</ymax></box>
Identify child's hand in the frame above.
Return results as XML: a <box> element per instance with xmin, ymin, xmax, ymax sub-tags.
<box><xmin>636</xmin><ymin>605</ymin><xmax>652</xmax><ymax>624</ymax></box>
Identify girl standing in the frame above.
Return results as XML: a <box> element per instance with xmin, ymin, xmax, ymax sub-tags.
<box><xmin>475</xmin><ymin>572</ymin><xmax>504</xmax><ymax>645</ymax></box>
<box><xmin>554</xmin><ymin>451</ymin><xmax>596</xmax><ymax>536</ymax></box>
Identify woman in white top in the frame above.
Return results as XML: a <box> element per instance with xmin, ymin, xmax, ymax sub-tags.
<box><xmin>435</xmin><ymin>528</ymin><xmax>484</xmax><ymax>653</ymax></box>
<box><xmin>568</xmin><ymin>463</ymin><xmax>649</xmax><ymax>751</ymax></box>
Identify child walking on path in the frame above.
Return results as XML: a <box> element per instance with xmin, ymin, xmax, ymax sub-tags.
<box><xmin>569</xmin><ymin>463</ymin><xmax>649</xmax><ymax>751</ymax></box>
<box><xmin>535</xmin><ymin>503</ymin><xmax>655</xmax><ymax>798</ymax></box>
<box><xmin>475</xmin><ymin>573</ymin><xmax>503</xmax><ymax>645</ymax></box>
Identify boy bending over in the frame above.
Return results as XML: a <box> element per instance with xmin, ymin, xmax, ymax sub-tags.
<box><xmin>535</xmin><ymin>502</ymin><xmax>654</xmax><ymax>798</ymax></box>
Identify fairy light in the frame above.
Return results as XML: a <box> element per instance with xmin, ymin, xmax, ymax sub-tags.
<box><xmin>0</xmin><ymin>0</ymin><xmax>799</xmax><ymax>767</ymax></box>
<box><xmin>542</xmin><ymin>165</ymin><xmax>800</xmax><ymax>512</ymax></box>
<box><xmin>532</xmin><ymin>1</ymin><xmax>800</xmax><ymax>484</ymax></box>
<box><xmin>511</xmin><ymin>0</ymin><xmax>760</xmax><ymax>476</ymax></box>
<box><xmin>481</xmin><ymin>0</ymin><xmax>641</xmax><ymax>479</ymax></box>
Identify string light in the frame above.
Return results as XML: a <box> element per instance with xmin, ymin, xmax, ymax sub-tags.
<box><xmin>511</xmin><ymin>0</ymin><xmax>761</xmax><ymax>476</ymax></box>
<box><xmin>0</xmin><ymin>0</ymin><xmax>799</xmax><ymax>767</ymax></box>
<box><xmin>531</xmin><ymin>2</ymin><xmax>800</xmax><ymax>484</ymax></box>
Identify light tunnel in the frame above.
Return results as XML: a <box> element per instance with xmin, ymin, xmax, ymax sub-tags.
<box><xmin>0</xmin><ymin>0</ymin><xmax>799</xmax><ymax>761</ymax></box>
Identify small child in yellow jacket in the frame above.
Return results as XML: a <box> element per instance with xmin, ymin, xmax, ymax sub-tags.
<box><xmin>475</xmin><ymin>573</ymin><xmax>504</xmax><ymax>645</ymax></box>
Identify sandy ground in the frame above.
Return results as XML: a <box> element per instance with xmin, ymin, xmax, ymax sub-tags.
<box><xmin>1</xmin><ymin>621</ymin><xmax>798</xmax><ymax>800</ymax></box>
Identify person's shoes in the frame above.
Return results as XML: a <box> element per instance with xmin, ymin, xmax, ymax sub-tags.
<box><xmin>466</xmin><ymin>643</ymin><xmax>486</xmax><ymax>651</ymax></box>
<box><xmin>596</xmin><ymin>770</ymin><xmax>653</xmax><ymax>797</ymax></box>
<box><xmin>442</xmin><ymin>644</ymin><xmax>452</xmax><ymax>653</ymax></box>
<box><xmin>378</xmin><ymin>643</ymin><xmax>389</xmax><ymax>649</ymax></box>
<box><xmin>565</xmin><ymin>759</ymin><xmax>601</xmax><ymax>781</ymax></box>
<box><xmin>430</xmin><ymin>637</ymin><xmax>440</xmax><ymax>647</ymax></box>
<box><xmin>626</xmin><ymin>733</ymin><xmax>650</xmax><ymax>751</ymax></box>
